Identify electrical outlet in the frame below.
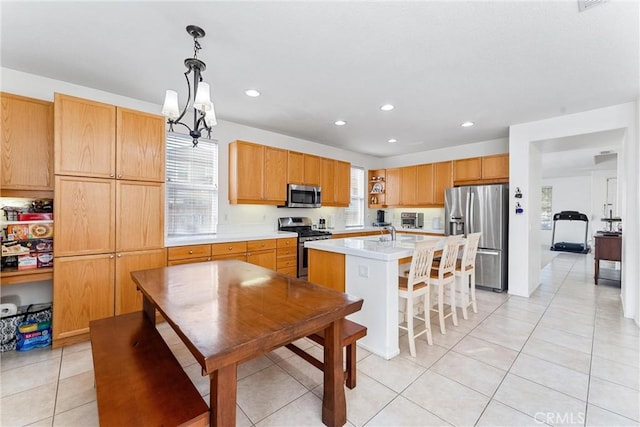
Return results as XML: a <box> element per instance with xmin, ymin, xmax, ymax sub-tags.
<box><xmin>358</xmin><ymin>265</ymin><xmax>369</xmax><ymax>278</ymax></box>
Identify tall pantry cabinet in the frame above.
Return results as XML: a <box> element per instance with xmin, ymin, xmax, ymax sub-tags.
<box><xmin>53</xmin><ymin>94</ymin><xmax>166</xmax><ymax>347</ymax></box>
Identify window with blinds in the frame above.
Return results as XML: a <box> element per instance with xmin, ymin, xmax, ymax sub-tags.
<box><xmin>166</xmin><ymin>133</ymin><xmax>218</xmax><ymax>236</ymax></box>
<box><xmin>344</xmin><ymin>166</ymin><xmax>365</xmax><ymax>227</ymax></box>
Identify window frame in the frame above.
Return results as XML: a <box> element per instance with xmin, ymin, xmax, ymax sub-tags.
<box><xmin>344</xmin><ymin>166</ymin><xmax>365</xmax><ymax>228</ymax></box>
<box><xmin>165</xmin><ymin>132</ymin><xmax>219</xmax><ymax>237</ymax></box>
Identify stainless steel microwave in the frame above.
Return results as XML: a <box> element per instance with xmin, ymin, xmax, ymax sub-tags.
<box><xmin>285</xmin><ymin>184</ymin><xmax>322</xmax><ymax>208</ymax></box>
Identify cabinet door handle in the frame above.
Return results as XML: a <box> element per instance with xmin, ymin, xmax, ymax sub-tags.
<box><xmin>117</xmin><ymin>174</ymin><xmax>122</xmax><ymax>179</ymax></box>
<box><xmin>189</xmin><ymin>250</ymin><xmax>193</xmax><ymax>254</ymax></box>
<box><xmin>117</xmin><ymin>254</ymin><xmax>122</xmax><ymax>258</ymax></box>
<box><xmin>110</xmin><ymin>173</ymin><xmax>115</xmax><ymax>178</ymax></box>
<box><xmin>228</xmin><ymin>246</ymin><xmax>233</xmax><ymax>251</ymax></box>
<box><xmin>109</xmin><ymin>255</ymin><xmax>115</xmax><ymax>259</ymax></box>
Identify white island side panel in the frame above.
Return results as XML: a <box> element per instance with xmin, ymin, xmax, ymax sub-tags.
<box><xmin>345</xmin><ymin>254</ymin><xmax>400</xmax><ymax>360</ymax></box>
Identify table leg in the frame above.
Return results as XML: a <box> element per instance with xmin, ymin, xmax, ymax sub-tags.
<box><xmin>322</xmin><ymin>319</ymin><xmax>346</xmax><ymax>427</ymax></box>
<box><xmin>594</xmin><ymin>259</ymin><xmax>599</xmax><ymax>285</ymax></box>
<box><xmin>210</xmin><ymin>364</ymin><xmax>237</xmax><ymax>427</ymax></box>
<box><xmin>142</xmin><ymin>295</ymin><xmax>156</xmax><ymax>325</ymax></box>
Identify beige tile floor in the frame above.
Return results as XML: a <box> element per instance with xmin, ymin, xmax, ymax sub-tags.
<box><xmin>1</xmin><ymin>249</ymin><xmax>639</xmax><ymax>426</ymax></box>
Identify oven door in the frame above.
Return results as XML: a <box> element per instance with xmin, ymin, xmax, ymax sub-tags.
<box><xmin>298</xmin><ymin>240</ymin><xmax>307</xmax><ymax>278</ymax></box>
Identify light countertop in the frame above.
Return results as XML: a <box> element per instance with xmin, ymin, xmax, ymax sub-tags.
<box><xmin>165</xmin><ymin>231</ymin><xmax>298</xmax><ymax>247</ymax></box>
<box><xmin>304</xmin><ymin>234</ymin><xmax>444</xmax><ymax>261</ymax></box>
<box><xmin>328</xmin><ymin>225</ymin><xmax>445</xmax><ymax>235</ymax></box>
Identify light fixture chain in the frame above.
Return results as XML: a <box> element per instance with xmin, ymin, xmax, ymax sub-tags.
<box><xmin>193</xmin><ymin>38</ymin><xmax>201</xmax><ymax>59</ymax></box>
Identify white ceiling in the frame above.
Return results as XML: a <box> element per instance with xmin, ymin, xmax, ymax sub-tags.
<box><xmin>1</xmin><ymin>1</ymin><xmax>638</xmax><ymax>158</ymax></box>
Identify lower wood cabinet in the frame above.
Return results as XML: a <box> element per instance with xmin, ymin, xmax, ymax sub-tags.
<box><xmin>53</xmin><ymin>248</ymin><xmax>167</xmax><ymax>347</ymax></box>
<box><xmin>308</xmin><ymin>249</ymin><xmax>345</xmax><ymax>292</ymax></box>
<box><xmin>167</xmin><ymin>238</ymin><xmax>288</xmax><ymax>272</ymax></box>
<box><xmin>276</xmin><ymin>237</ymin><xmax>297</xmax><ymax>276</ymax></box>
<box><xmin>115</xmin><ymin>249</ymin><xmax>166</xmax><ymax>315</ymax></box>
<box><xmin>53</xmin><ymin>254</ymin><xmax>115</xmax><ymax>346</ymax></box>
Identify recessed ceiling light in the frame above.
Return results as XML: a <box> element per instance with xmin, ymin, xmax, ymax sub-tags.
<box><xmin>245</xmin><ymin>89</ymin><xmax>261</xmax><ymax>97</ymax></box>
<box><xmin>461</xmin><ymin>121</ymin><xmax>475</xmax><ymax>127</ymax></box>
<box><xmin>388</xmin><ymin>138</ymin><xmax>397</xmax><ymax>143</ymax></box>
<box><xmin>334</xmin><ymin>120</ymin><xmax>347</xmax><ymax>126</ymax></box>
<box><xmin>380</xmin><ymin>104</ymin><xmax>395</xmax><ymax>111</ymax></box>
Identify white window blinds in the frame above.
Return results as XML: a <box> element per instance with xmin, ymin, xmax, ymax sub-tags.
<box><xmin>166</xmin><ymin>133</ymin><xmax>218</xmax><ymax>236</ymax></box>
<box><xmin>345</xmin><ymin>166</ymin><xmax>365</xmax><ymax>227</ymax></box>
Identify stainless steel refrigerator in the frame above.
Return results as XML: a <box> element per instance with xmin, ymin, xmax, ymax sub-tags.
<box><xmin>445</xmin><ymin>184</ymin><xmax>508</xmax><ymax>291</ymax></box>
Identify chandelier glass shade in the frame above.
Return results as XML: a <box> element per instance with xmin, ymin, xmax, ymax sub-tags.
<box><xmin>162</xmin><ymin>25</ymin><xmax>216</xmax><ymax>147</ymax></box>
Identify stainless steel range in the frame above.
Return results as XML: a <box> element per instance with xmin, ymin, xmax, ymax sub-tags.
<box><xmin>278</xmin><ymin>217</ymin><xmax>332</xmax><ymax>278</ymax></box>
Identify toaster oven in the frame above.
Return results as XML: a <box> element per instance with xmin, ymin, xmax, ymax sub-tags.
<box><xmin>401</xmin><ymin>212</ymin><xmax>424</xmax><ymax>229</ymax></box>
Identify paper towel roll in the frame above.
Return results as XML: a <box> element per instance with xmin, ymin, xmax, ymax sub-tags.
<box><xmin>0</xmin><ymin>303</ymin><xmax>18</xmax><ymax>317</ymax></box>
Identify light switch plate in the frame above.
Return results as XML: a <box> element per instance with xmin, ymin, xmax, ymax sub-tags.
<box><xmin>358</xmin><ymin>265</ymin><xmax>369</xmax><ymax>278</ymax></box>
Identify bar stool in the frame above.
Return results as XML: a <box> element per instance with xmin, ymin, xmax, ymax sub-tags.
<box><xmin>429</xmin><ymin>235</ymin><xmax>462</xmax><ymax>334</ymax></box>
<box><xmin>398</xmin><ymin>239</ymin><xmax>437</xmax><ymax>357</ymax></box>
<box><xmin>454</xmin><ymin>232</ymin><xmax>481</xmax><ymax>319</ymax></box>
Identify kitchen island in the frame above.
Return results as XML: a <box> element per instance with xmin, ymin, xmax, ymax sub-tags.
<box><xmin>305</xmin><ymin>234</ymin><xmax>444</xmax><ymax>359</ymax></box>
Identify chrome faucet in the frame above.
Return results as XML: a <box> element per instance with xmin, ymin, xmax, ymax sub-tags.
<box><xmin>384</xmin><ymin>225</ymin><xmax>397</xmax><ymax>241</ymax></box>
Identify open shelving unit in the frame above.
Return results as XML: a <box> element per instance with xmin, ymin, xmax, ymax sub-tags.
<box><xmin>1</xmin><ymin>192</ymin><xmax>54</xmax><ymax>286</ymax></box>
<box><xmin>368</xmin><ymin>169</ymin><xmax>386</xmax><ymax>208</ymax></box>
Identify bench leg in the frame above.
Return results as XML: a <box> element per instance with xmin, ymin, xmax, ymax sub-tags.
<box><xmin>210</xmin><ymin>364</ymin><xmax>237</xmax><ymax>427</ymax></box>
<box><xmin>345</xmin><ymin>342</ymin><xmax>357</xmax><ymax>389</ymax></box>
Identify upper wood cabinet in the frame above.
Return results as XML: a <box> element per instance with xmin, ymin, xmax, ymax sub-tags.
<box><xmin>321</xmin><ymin>158</ymin><xmax>351</xmax><ymax>207</ymax></box>
<box><xmin>54</xmin><ymin>93</ymin><xmax>164</xmax><ymax>182</ymax></box>
<box><xmin>334</xmin><ymin>160</ymin><xmax>351</xmax><ymax>206</ymax></box>
<box><xmin>116</xmin><ymin>108</ymin><xmax>165</xmax><ymax>182</ymax></box>
<box><xmin>433</xmin><ymin>161</ymin><xmax>453</xmax><ymax>205</ymax></box>
<box><xmin>1</xmin><ymin>93</ymin><xmax>54</xmax><ymax>191</ymax></box>
<box><xmin>453</xmin><ymin>154</ymin><xmax>509</xmax><ymax>184</ymax></box>
<box><xmin>453</xmin><ymin>157</ymin><xmax>482</xmax><ymax>183</ymax></box>
<box><xmin>481</xmin><ymin>154</ymin><xmax>509</xmax><ymax>180</ymax></box>
<box><xmin>229</xmin><ymin>140</ymin><xmax>287</xmax><ymax>205</ymax></box>
<box><xmin>415</xmin><ymin>163</ymin><xmax>434</xmax><ymax>205</ymax></box>
<box><xmin>400</xmin><ymin>166</ymin><xmax>418</xmax><ymax>206</ymax></box>
<box><xmin>320</xmin><ymin>157</ymin><xmax>335</xmax><ymax>204</ymax></box>
<box><xmin>55</xmin><ymin>94</ymin><xmax>116</xmax><ymax>178</ymax></box>
<box><xmin>287</xmin><ymin>151</ymin><xmax>321</xmax><ymax>186</ymax></box>
<box><xmin>385</xmin><ymin>168</ymin><xmax>401</xmax><ymax>206</ymax></box>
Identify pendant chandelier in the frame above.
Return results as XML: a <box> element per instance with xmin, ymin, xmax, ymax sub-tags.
<box><xmin>161</xmin><ymin>25</ymin><xmax>217</xmax><ymax>147</ymax></box>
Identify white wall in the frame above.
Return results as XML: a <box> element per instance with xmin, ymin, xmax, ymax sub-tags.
<box><xmin>509</xmin><ymin>102</ymin><xmax>639</xmax><ymax>324</ymax></box>
<box><xmin>540</xmin><ymin>176</ymin><xmax>592</xmax><ymax>248</ymax></box>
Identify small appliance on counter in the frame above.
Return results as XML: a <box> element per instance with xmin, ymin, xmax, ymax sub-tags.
<box><xmin>400</xmin><ymin>212</ymin><xmax>424</xmax><ymax>229</ymax></box>
<box><xmin>372</xmin><ymin>210</ymin><xmax>391</xmax><ymax>227</ymax></box>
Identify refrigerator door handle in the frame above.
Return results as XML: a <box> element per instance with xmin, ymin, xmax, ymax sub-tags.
<box><xmin>469</xmin><ymin>191</ymin><xmax>475</xmax><ymax>234</ymax></box>
<box><xmin>477</xmin><ymin>249</ymin><xmax>501</xmax><ymax>256</ymax></box>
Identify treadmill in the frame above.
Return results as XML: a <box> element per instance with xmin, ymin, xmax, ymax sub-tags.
<box><xmin>550</xmin><ymin>211</ymin><xmax>590</xmax><ymax>254</ymax></box>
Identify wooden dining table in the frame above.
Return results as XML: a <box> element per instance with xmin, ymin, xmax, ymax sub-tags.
<box><xmin>131</xmin><ymin>259</ymin><xmax>363</xmax><ymax>427</ymax></box>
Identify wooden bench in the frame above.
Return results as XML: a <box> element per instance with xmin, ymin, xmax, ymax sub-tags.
<box><xmin>285</xmin><ymin>319</ymin><xmax>367</xmax><ymax>389</ymax></box>
<box><xmin>89</xmin><ymin>311</ymin><xmax>209</xmax><ymax>427</ymax></box>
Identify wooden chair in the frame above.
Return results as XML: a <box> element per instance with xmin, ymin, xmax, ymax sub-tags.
<box><xmin>398</xmin><ymin>239</ymin><xmax>437</xmax><ymax>357</ymax></box>
<box><xmin>454</xmin><ymin>232</ymin><xmax>481</xmax><ymax>319</ymax></box>
<box><xmin>429</xmin><ymin>235</ymin><xmax>462</xmax><ymax>334</ymax></box>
